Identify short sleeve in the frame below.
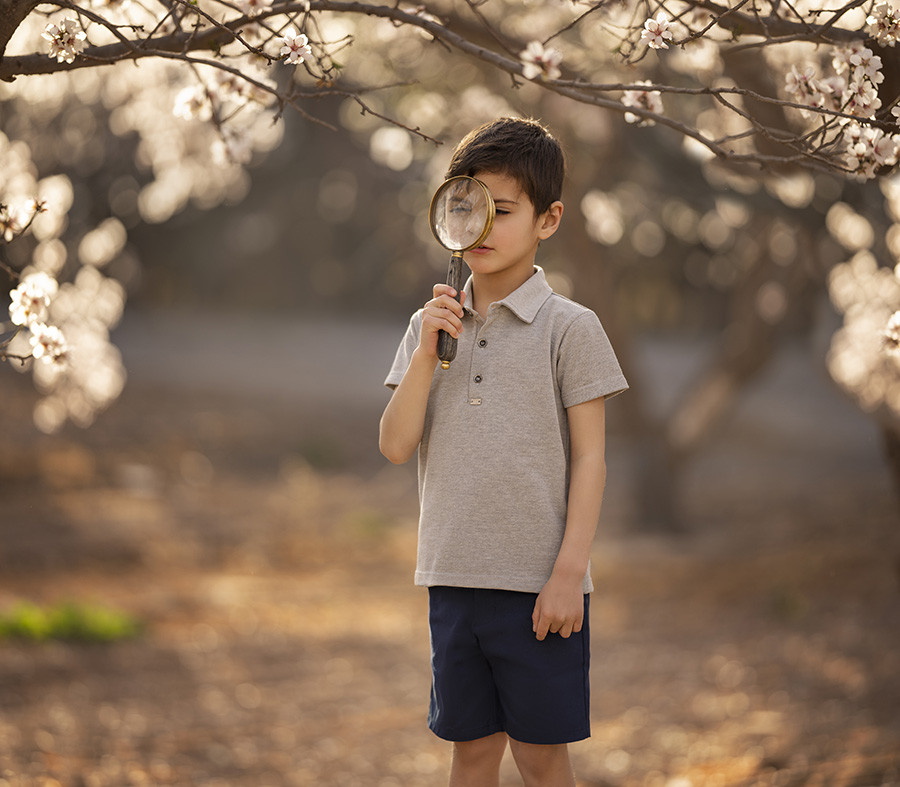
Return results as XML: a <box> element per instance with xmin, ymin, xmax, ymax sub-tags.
<box><xmin>557</xmin><ymin>311</ymin><xmax>628</xmax><ymax>408</ymax></box>
<box><xmin>384</xmin><ymin>310</ymin><xmax>423</xmax><ymax>389</ymax></box>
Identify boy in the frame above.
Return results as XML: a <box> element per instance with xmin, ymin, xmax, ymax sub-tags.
<box><xmin>380</xmin><ymin>117</ymin><xmax>627</xmax><ymax>786</ymax></box>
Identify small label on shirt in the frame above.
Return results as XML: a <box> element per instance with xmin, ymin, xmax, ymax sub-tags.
<box><xmin>468</xmin><ymin>398</ymin><xmax>482</xmax><ymax>406</ymax></box>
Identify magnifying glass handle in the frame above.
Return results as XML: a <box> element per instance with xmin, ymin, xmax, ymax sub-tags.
<box><xmin>437</xmin><ymin>252</ymin><xmax>464</xmax><ymax>370</ymax></box>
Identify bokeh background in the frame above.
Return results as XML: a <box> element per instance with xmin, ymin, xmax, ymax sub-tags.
<box><xmin>2</xmin><ymin>8</ymin><xmax>900</xmax><ymax>784</ymax></box>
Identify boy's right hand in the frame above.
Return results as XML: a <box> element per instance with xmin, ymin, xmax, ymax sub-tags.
<box><xmin>418</xmin><ymin>283</ymin><xmax>466</xmax><ymax>359</ymax></box>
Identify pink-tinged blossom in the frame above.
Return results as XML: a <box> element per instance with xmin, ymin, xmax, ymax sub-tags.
<box><xmin>866</xmin><ymin>2</ymin><xmax>900</xmax><ymax>47</ymax></box>
<box><xmin>849</xmin><ymin>47</ymin><xmax>884</xmax><ymax>84</ymax></box>
<box><xmin>9</xmin><ymin>273</ymin><xmax>59</xmax><ymax>327</ymax></box>
<box><xmin>843</xmin><ymin>123</ymin><xmax>900</xmax><ymax>180</ymax></box>
<box><xmin>28</xmin><ymin>323</ymin><xmax>68</xmax><ymax>365</ymax></box>
<box><xmin>818</xmin><ymin>75</ymin><xmax>848</xmax><ymax>113</ymax></box>
<box><xmin>784</xmin><ymin>65</ymin><xmax>822</xmax><ymax>110</ymax></box>
<box><xmin>833</xmin><ymin>42</ymin><xmax>867</xmax><ymax>76</ymax></box>
<box><xmin>844</xmin><ymin>78</ymin><xmax>882</xmax><ymax>118</ymax></box>
<box><xmin>41</xmin><ymin>18</ymin><xmax>87</xmax><ymax>64</ymax></box>
<box><xmin>280</xmin><ymin>28</ymin><xmax>312</xmax><ymax>65</ymax></box>
<box><xmin>641</xmin><ymin>12</ymin><xmax>673</xmax><ymax>50</ymax></box>
<box><xmin>519</xmin><ymin>41</ymin><xmax>563</xmax><ymax>81</ymax></box>
<box><xmin>622</xmin><ymin>81</ymin><xmax>663</xmax><ymax>126</ymax></box>
<box><xmin>237</xmin><ymin>0</ymin><xmax>272</xmax><ymax>17</ymax></box>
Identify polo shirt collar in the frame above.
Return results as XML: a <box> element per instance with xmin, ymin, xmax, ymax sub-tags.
<box><xmin>462</xmin><ymin>266</ymin><xmax>553</xmax><ymax>324</ymax></box>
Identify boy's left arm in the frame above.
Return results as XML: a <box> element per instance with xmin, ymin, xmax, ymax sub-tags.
<box><xmin>533</xmin><ymin>396</ymin><xmax>607</xmax><ymax>641</ymax></box>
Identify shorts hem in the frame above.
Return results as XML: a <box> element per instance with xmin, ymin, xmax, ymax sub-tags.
<box><xmin>429</xmin><ymin>722</ymin><xmax>505</xmax><ymax>743</ymax></box>
<box><xmin>505</xmin><ymin>725</ymin><xmax>591</xmax><ymax>746</ymax></box>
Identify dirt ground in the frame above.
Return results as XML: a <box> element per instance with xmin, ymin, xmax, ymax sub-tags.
<box><xmin>1</xmin><ymin>341</ymin><xmax>899</xmax><ymax>786</ymax></box>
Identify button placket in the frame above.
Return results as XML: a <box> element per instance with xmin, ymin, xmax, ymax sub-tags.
<box><xmin>469</xmin><ymin>327</ymin><xmax>488</xmax><ymax>405</ymax></box>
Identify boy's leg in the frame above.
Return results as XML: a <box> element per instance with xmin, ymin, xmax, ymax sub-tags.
<box><xmin>448</xmin><ymin>732</ymin><xmax>508</xmax><ymax>787</ymax></box>
<box><xmin>507</xmin><ymin>740</ymin><xmax>575</xmax><ymax>787</ymax></box>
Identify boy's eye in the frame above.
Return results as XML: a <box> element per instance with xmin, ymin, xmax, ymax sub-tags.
<box><xmin>495</xmin><ymin>209</ymin><xmax>510</xmax><ymax>215</ymax></box>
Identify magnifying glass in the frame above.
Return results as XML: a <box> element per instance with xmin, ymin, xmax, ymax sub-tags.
<box><xmin>428</xmin><ymin>175</ymin><xmax>495</xmax><ymax>369</ymax></box>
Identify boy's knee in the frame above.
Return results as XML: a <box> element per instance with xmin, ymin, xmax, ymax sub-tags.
<box><xmin>452</xmin><ymin>732</ymin><xmax>507</xmax><ymax>767</ymax></box>
<box><xmin>508</xmin><ymin>740</ymin><xmax>574</xmax><ymax>786</ymax></box>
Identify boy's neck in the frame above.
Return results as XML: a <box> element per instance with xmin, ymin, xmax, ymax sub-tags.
<box><xmin>470</xmin><ymin>263</ymin><xmax>536</xmax><ymax>317</ymax></box>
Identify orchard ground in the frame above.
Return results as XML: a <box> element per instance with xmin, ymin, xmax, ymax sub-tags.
<box><xmin>0</xmin><ymin>311</ymin><xmax>898</xmax><ymax>786</ymax></box>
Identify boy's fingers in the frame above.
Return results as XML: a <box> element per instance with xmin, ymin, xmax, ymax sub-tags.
<box><xmin>423</xmin><ymin>304</ymin><xmax>463</xmax><ymax>335</ymax></box>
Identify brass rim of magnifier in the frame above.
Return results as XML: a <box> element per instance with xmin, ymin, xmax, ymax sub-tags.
<box><xmin>428</xmin><ymin>175</ymin><xmax>496</xmax><ymax>253</ymax></box>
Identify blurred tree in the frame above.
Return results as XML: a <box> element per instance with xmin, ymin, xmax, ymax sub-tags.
<box><xmin>2</xmin><ymin>1</ymin><xmax>899</xmax><ymax>523</ymax></box>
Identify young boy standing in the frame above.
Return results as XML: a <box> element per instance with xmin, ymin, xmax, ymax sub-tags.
<box><xmin>380</xmin><ymin>117</ymin><xmax>627</xmax><ymax>786</ymax></box>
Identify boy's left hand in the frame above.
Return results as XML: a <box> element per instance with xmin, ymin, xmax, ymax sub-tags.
<box><xmin>532</xmin><ymin>576</ymin><xmax>584</xmax><ymax>641</ymax></box>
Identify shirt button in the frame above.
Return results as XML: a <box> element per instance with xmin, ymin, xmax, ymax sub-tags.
<box><xmin>479</xmin><ymin>339</ymin><xmax>487</xmax><ymax>347</ymax></box>
<box><xmin>474</xmin><ymin>375</ymin><xmax>482</xmax><ymax>383</ymax></box>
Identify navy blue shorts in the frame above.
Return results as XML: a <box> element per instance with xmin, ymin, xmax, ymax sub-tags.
<box><xmin>427</xmin><ymin>586</ymin><xmax>590</xmax><ymax>745</ymax></box>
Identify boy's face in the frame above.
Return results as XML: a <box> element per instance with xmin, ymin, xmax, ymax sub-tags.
<box><xmin>464</xmin><ymin>170</ymin><xmax>563</xmax><ymax>281</ymax></box>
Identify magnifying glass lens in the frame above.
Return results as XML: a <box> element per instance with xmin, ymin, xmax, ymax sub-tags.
<box><xmin>430</xmin><ymin>177</ymin><xmax>494</xmax><ymax>252</ymax></box>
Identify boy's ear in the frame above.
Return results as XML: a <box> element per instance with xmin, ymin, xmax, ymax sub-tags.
<box><xmin>538</xmin><ymin>201</ymin><xmax>564</xmax><ymax>240</ymax></box>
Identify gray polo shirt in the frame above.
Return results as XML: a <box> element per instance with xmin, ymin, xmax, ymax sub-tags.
<box><xmin>385</xmin><ymin>267</ymin><xmax>627</xmax><ymax>594</ymax></box>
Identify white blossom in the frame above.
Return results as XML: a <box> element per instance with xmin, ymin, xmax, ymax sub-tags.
<box><xmin>849</xmin><ymin>47</ymin><xmax>884</xmax><ymax>84</ymax></box>
<box><xmin>0</xmin><ymin>203</ymin><xmax>23</xmax><ymax>242</ymax></box>
<box><xmin>28</xmin><ymin>323</ymin><xmax>68</xmax><ymax>365</ymax></box>
<box><xmin>280</xmin><ymin>27</ymin><xmax>312</xmax><ymax>65</ymax></box>
<box><xmin>41</xmin><ymin>18</ymin><xmax>88</xmax><ymax>64</ymax></box>
<box><xmin>818</xmin><ymin>75</ymin><xmax>848</xmax><ymax>113</ymax></box>
<box><xmin>641</xmin><ymin>12</ymin><xmax>673</xmax><ymax>51</ymax></box>
<box><xmin>236</xmin><ymin>0</ymin><xmax>272</xmax><ymax>17</ymax></box>
<box><xmin>833</xmin><ymin>42</ymin><xmax>867</xmax><ymax>76</ymax></box>
<box><xmin>173</xmin><ymin>84</ymin><xmax>213</xmax><ymax>121</ymax></box>
<box><xmin>885</xmin><ymin>311</ymin><xmax>900</xmax><ymax>355</ymax></box>
<box><xmin>9</xmin><ymin>273</ymin><xmax>59</xmax><ymax>327</ymax></box>
<box><xmin>843</xmin><ymin>123</ymin><xmax>900</xmax><ymax>180</ymax></box>
<box><xmin>784</xmin><ymin>65</ymin><xmax>822</xmax><ymax>110</ymax></box>
<box><xmin>866</xmin><ymin>2</ymin><xmax>900</xmax><ymax>47</ymax></box>
<box><xmin>622</xmin><ymin>81</ymin><xmax>663</xmax><ymax>126</ymax></box>
<box><xmin>519</xmin><ymin>41</ymin><xmax>563</xmax><ymax>81</ymax></box>
<box><xmin>844</xmin><ymin>78</ymin><xmax>882</xmax><ymax>118</ymax></box>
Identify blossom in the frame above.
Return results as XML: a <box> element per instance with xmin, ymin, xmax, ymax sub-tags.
<box><xmin>849</xmin><ymin>47</ymin><xmax>884</xmax><ymax>84</ymax></box>
<box><xmin>519</xmin><ymin>41</ymin><xmax>563</xmax><ymax>81</ymax></box>
<box><xmin>885</xmin><ymin>311</ymin><xmax>900</xmax><ymax>355</ymax></box>
<box><xmin>784</xmin><ymin>65</ymin><xmax>822</xmax><ymax>109</ymax></box>
<box><xmin>843</xmin><ymin>78</ymin><xmax>882</xmax><ymax>118</ymax></box>
<box><xmin>641</xmin><ymin>12</ymin><xmax>673</xmax><ymax>51</ymax></box>
<box><xmin>236</xmin><ymin>0</ymin><xmax>272</xmax><ymax>17</ymax></box>
<box><xmin>0</xmin><ymin>203</ymin><xmax>23</xmax><ymax>242</ymax></box>
<box><xmin>28</xmin><ymin>323</ymin><xmax>68</xmax><ymax>365</ymax></box>
<box><xmin>866</xmin><ymin>2</ymin><xmax>900</xmax><ymax>47</ymax></box>
<box><xmin>212</xmin><ymin>127</ymin><xmax>253</xmax><ymax>165</ymax></box>
<box><xmin>818</xmin><ymin>75</ymin><xmax>848</xmax><ymax>112</ymax></box>
<box><xmin>843</xmin><ymin>123</ymin><xmax>900</xmax><ymax>179</ymax></box>
<box><xmin>622</xmin><ymin>81</ymin><xmax>663</xmax><ymax>126</ymax></box>
<box><xmin>280</xmin><ymin>27</ymin><xmax>312</xmax><ymax>65</ymax></box>
<box><xmin>832</xmin><ymin>42</ymin><xmax>867</xmax><ymax>76</ymax></box>
<box><xmin>173</xmin><ymin>84</ymin><xmax>213</xmax><ymax>121</ymax></box>
<box><xmin>892</xmin><ymin>103</ymin><xmax>900</xmax><ymax>124</ymax></box>
<box><xmin>9</xmin><ymin>273</ymin><xmax>59</xmax><ymax>327</ymax></box>
<box><xmin>41</xmin><ymin>18</ymin><xmax>87</xmax><ymax>64</ymax></box>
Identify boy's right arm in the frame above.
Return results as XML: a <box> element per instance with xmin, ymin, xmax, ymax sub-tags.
<box><xmin>379</xmin><ymin>284</ymin><xmax>465</xmax><ymax>464</ymax></box>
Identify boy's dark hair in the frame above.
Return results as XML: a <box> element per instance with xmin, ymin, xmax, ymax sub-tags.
<box><xmin>445</xmin><ymin>117</ymin><xmax>565</xmax><ymax>215</ymax></box>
